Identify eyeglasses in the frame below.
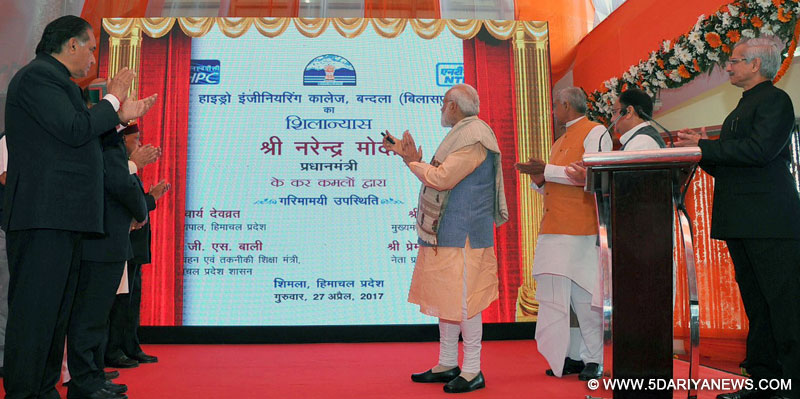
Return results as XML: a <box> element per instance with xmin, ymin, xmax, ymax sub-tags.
<box><xmin>726</xmin><ymin>57</ymin><xmax>750</xmax><ymax>65</ymax></box>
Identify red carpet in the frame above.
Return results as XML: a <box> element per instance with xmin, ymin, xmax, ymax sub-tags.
<box><xmin>2</xmin><ymin>341</ymin><xmax>743</xmax><ymax>398</ymax></box>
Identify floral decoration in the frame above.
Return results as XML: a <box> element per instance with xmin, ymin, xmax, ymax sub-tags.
<box><xmin>586</xmin><ymin>0</ymin><xmax>800</xmax><ymax>124</ymax></box>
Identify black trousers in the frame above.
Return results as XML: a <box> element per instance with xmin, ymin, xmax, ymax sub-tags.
<box><xmin>66</xmin><ymin>260</ymin><xmax>125</xmax><ymax>397</ymax></box>
<box><xmin>726</xmin><ymin>238</ymin><xmax>800</xmax><ymax>399</ymax></box>
<box><xmin>3</xmin><ymin>229</ymin><xmax>82</xmax><ymax>399</ymax></box>
<box><xmin>107</xmin><ymin>262</ymin><xmax>143</xmax><ymax>359</ymax></box>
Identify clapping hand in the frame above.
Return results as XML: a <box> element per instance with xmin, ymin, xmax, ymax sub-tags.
<box><xmin>565</xmin><ymin>161</ymin><xmax>588</xmax><ymax>185</ymax></box>
<box><xmin>107</xmin><ymin>68</ymin><xmax>134</xmax><ymax>104</ymax></box>
<box><xmin>675</xmin><ymin>127</ymin><xmax>708</xmax><ymax>147</ymax></box>
<box><xmin>149</xmin><ymin>179</ymin><xmax>171</xmax><ymax>201</ymax></box>
<box><xmin>129</xmin><ymin>144</ymin><xmax>161</xmax><ymax>169</ymax></box>
<box><xmin>514</xmin><ymin>157</ymin><xmax>546</xmax><ymax>176</ymax></box>
<box><xmin>130</xmin><ymin>215</ymin><xmax>148</xmax><ymax>231</ymax></box>
<box><xmin>382</xmin><ymin>130</ymin><xmax>423</xmax><ymax>165</ymax></box>
<box><xmin>118</xmin><ymin>93</ymin><xmax>158</xmax><ymax>123</ymax></box>
<box><xmin>399</xmin><ymin>131</ymin><xmax>423</xmax><ymax>165</ymax></box>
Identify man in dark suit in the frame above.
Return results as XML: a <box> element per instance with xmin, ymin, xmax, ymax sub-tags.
<box><xmin>106</xmin><ymin>125</ymin><xmax>168</xmax><ymax>368</ymax></box>
<box><xmin>66</xmin><ymin>123</ymin><xmax>150</xmax><ymax>399</ymax></box>
<box><xmin>2</xmin><ymin>15</ymin><xmax>156</xmax><ymax>399</ymax></box>
<box><xmin>678</xmin><ymin>36</ymin><xmax>800</xmax><ymax>399</ymax></box>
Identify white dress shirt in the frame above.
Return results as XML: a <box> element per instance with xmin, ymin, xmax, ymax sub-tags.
<box><xmin>619</xmin><ymin>121</ymin><xmax>662</xmax><ymax>151</ymax></box>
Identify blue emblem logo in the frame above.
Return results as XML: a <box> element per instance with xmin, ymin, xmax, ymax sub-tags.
<box><xmin>303</xmin><ymin>55</ymin><xmax>356</xmax><ymax>86</ymax></box>
<box><xmin>436</xmin><ymin>63</ymin><xmax>464</xmax><ymax>87</ymax></box>
<box><xmin>190</xmin><ymin>60</ymin><xmax>220</xmax><ymax>85</ymax></box>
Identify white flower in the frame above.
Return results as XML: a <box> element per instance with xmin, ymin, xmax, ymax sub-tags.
<box><xmin>761</xmin><ymin>23</ymin><xmax>775</xmax><ymax>36</ymax></box>
<box><xmin>669</xmin><ymin>70</ymin><xmax>682</xmax><ymax>82</ymax></box>
<box><xmin>755</xmin><ymin>0</ymin><xmax>771</xmax><ymax>9</ymax></box>
<box><xmin>707</xmin><ymin>51</ymin><xmax>720</xmax><ymax>62</ymax></box>
<box><xmin>695</xmin><ymin>42</ymin><xmax>706</xmax><ymax>54</ymax></box>
<box><xmin>695</xmin><ymin>14</ymin><xmax>706</xmax><ymax>30</ymax></box>
<box><xmin>728</xmin><ymin>5</ymin><xmax>739</xmax><ymax>17</ymax></box>
<box><xmin>688</xmin><ymin>30</ymin><xmax>702</xmax><ymax>44</ymax></box>
<box><xmin>628</xmin><ymin>64</ymin><xmax>640</xmax><ymax>77</ymax></box>
<box><xmin>674</xmin><ymin>44</ymin><xmax>693</xmax><ymax>63</ymax></box>
<box><xmin>604</xmin><ymin>77</ymin><xmax>619</xmax><ymax>91</ymax></box>
<box><xmin>721</xmin><ymin>13</ymin><xmax>732</xmax><ymax>28</ymax></box>
<box><xmin>662</xmin><ymin>40</ymin><xmax>672</xmax><ymax>52</ymax></box>
<box><xmin>669</xmin><ymin>56</ymin><xmax>679</xmax><ymax>66</ymax></box>
<box><xmin>656</xmin><ymin>70</ymin><xmax>667</xmax><ymax>81</ymax></box>
<box><xmin>742</xmin><ymin>29</ymin><xmax>756</xmax><ymax>38</ymax></box>
<box><xmin>622</xmin><ymin>71</ymin><xmax>632</xmax><ymax>82</ymax></box>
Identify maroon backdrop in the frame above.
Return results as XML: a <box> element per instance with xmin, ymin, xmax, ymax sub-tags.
<box><xmin>101</xmin><ymin>29</ymin><xmax>191</xmax><ymax>325</ymax></box>
<box><xmin>464</xmin><ymin>34</ymin><xmax>522</xmax><ymax>323</ymax></box>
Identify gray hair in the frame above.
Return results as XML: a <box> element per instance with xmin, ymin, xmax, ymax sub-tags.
<box><xmin>448</xmin><ymin>84</ymin><xmax>480</xmax><ymax>116</ymax></box>
<box><xmin>555</xmin><ymin>87</ymin><xmax>588</xmax><ymax>114</ymax></box>
<box><xmin>736</xmin><ymin>36</ymin><xmax>783</xmax><ymax>79</ymax></box>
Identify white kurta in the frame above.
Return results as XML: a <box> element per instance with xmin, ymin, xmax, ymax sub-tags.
<box><xmin>532</xmin><ymin>116</ymin><xmax>609</xmax><ymax>295</ymax></box>
<box><xmin>619</xmin><ymin>121</ymin><xmax>663</xmax><ymax>150</ymax></box>
<box><xmin>532</xmin><ymin>116</ymin><xmax>609</xmax><ymax>375</ymax></box>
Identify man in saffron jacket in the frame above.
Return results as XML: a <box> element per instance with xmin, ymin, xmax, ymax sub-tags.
<box><xmin>516</xmin><ymin>87</ymin><xmax>612</xmax><ymax>381</ymax></box>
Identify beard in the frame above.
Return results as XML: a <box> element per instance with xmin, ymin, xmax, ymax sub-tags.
<box><xmin>440</xmin><ymin>111</ymin><xmax>453</xmax><ymax>128</ymax></box>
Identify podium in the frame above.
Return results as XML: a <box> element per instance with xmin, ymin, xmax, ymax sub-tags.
<box><xmin>583</xmin><ymin>148</ymin><xmax>702</xmax><ymax>399</ymax></box>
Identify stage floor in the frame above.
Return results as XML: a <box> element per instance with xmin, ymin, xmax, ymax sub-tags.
<box><xmin>2</xmin><ymin>340</ymin><xmax>745</xmax><ymax>398</ymax></box>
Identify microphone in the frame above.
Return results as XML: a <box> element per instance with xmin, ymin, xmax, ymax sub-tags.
<box><xmin>635</xmin><ymin>106</ymin><xmax>675</xmax><ymax>148</ymax></box>
<box><xmin>597</xmin><ymin>112</ymin><xmax>625</xmax><ymax>152</ymax></box>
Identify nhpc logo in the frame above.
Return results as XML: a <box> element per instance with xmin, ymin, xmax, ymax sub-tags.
<box><xmin>190</xmin><ymin>60</ymin><xmax>220</xmax><ymax>85</ymax></box>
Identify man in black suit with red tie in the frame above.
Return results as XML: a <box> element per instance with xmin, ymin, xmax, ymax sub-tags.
<box><xmin>677</xmin><ymin>36</ymin><xmax>800</xmax><ymax>399</ymax></box>
<box><xmin>2</xmin><ymin>15</ymin><xmax>156</xmax><ymax>399</ymax></box>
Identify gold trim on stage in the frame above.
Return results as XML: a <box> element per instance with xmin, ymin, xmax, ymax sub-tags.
<box><xmin>107</xmin><ymin>26</ymin><xmax>143</xmax><ymax>118</ymax></box>
<box><xmin>102</xmin><ymin>17</ymin><xmax>548</xmax><ymax>41</ymax></box>
<box><xmin>512</xmin><ymin>24</ymin><xmax>552</xmax><ymax>322</ymax></box>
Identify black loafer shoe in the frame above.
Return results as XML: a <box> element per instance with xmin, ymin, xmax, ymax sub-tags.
<box><xmin>578</xmin><ymin>363</ymin><xmax>603</xmax><ymax>381</ymax></box>
<box><xmin>443</xmin><ymin>371</ymin><xmax>485</xmax><ymax>393</ymax></box>
<box><xmin>73</xmin><ymin>388</ymin><xmax>127</xmax><ymax>399</ymax></box>
<box><xmin>105</xmin><ymin>370</ymin><xmax>120</xmax><ymax>380</ymax></box>
<box><xmin>130</xmin><ymin>352</ymin><xmax>158</xmax><ymax>363</ymax></box>
<box><xmin>104</xmin><ymin>380</ymin><xmax>128</xmax><ymax>394</ymax></box>
<box><xmin>105</xmin><ymin>355</ymin><xmax>139</xmax><ymax>369</ymax></box>
<box><xmin>717</xmin><ymin>388</ymin><xmax>772</xmax><ymax>399</ymax></box>
<box><xmin>546</xmin><ymin>357</ymin><xmax>585</xmax><ymax>377</ymax></box>
<box><xmin>411</xmin><ymin>367</ymin><xmax>461</xmax><ymax>383</ymax></box>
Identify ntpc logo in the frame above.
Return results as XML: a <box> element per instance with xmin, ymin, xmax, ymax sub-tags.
<box><xmin>190</xmin><ymin>60</ymin><xmax>220</xmax><ymax>85</ymax></box>
<box><xmin>436</xmin><ymin>63</ymin><xmax>464</xmax><ymax>87</ymax></box>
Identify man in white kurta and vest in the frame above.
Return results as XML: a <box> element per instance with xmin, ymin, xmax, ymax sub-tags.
<box><xmin>382</xmin><ymin>83</ymin><xmax>508</xmax><ymax>394</ymax></box>
<box><xmin>516</xmin><ymin>87</ymin><xmax>612</xmax><ymax>381</ymax></box>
